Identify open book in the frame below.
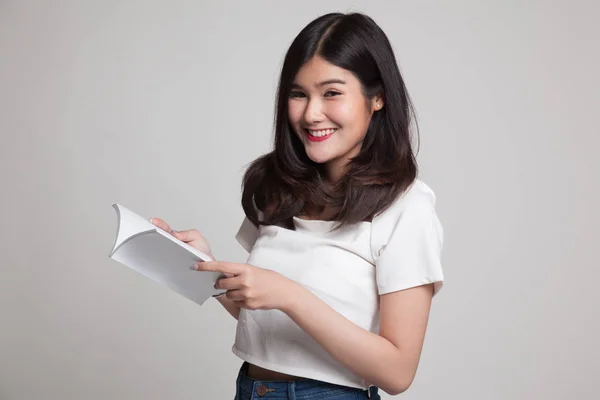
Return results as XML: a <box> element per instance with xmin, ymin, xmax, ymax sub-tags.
<box><xmin>108</xmin><ymin>204</ymin><xmax>227</xmax><ymax>305</ymax></box>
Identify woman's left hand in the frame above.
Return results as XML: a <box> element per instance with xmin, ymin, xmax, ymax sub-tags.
<box><xmin>192</xmin><ymin>261</ymin><xmax>299</xmax><ymax>312</ymax></box>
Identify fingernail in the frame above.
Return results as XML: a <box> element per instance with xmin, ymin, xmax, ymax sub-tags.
<box><xmin>189</xmin><ymin>264</ymin><xmax>196</xmax><ymax>270</ymax></box>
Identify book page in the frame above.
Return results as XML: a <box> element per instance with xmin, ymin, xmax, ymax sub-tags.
<box><xmin>110</xmin><ymin>204</ymin><xmax>156</xmax><ymax>254</ymax></box>
<box><xmin>109</xmin><ymin>204</ymin><xmax>224</xmax><ymax>305</ymax></box>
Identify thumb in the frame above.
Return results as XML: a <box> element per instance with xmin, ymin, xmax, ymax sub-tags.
<box><xmin>172</xmin><ymin>229</ymin><xmax>201</xmax><ymax>242</ymax></box>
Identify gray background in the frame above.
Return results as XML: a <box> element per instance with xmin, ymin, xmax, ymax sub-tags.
<box><xmin>1</xmin><ymin>0</ymin><xmax>598</xmax><ymax>399</ymax></box>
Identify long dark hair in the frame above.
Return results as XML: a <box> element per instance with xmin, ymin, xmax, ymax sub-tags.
<box><xmin>242</xmin><ymin>12</ymin><xmax>419</xmax><ymax>230</ymax></box>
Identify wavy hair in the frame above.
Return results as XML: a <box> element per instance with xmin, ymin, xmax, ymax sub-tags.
<box><xmin>241</xmin><ymin>12</ymin><xmax>419</xmax><ymax>230</ymax></box>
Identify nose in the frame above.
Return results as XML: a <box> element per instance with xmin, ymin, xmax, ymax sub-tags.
<box><xmin>303</xmin><ymin>98</ymin><xmax>325</xmax><ymax>124</ymax></box>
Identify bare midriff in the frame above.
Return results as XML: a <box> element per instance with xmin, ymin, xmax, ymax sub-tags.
<box><xmin>247</xmin><ymin>363</ymin><xmax>308</xmax><ymax>381</ymax></box>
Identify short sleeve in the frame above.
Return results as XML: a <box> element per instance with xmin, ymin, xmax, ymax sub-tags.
<box><xmin>235</xmin><ymin>216</ymin><xmax>259</xmax><ymax>253</ymax></box>
<box><xmin>371</xmin><ymin>181</ymin><xmax>445</xmax><ymax>296</ymax></box>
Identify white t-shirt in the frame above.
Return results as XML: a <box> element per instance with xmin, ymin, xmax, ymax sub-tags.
<box><xmin>232</xmin><ymin>179</ymin><xmax>444</xmax><ymax>389</ymax></box>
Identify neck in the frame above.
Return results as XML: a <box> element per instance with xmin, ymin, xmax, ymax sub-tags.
<box><xmin>324</xmin><ymin>143</ymin><xmax>362</xmax><ymax>183</ymax></box>
<box><xmin>325</xmin><ymin>156</ymin><xmax>350</xmax><ymax>184</ymax></box>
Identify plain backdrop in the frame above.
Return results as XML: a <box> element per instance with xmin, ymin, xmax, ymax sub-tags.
<box><xmin>0</xmin><ymin>1</ymin><xmax>598</xmax><ymax>399</ymax></box>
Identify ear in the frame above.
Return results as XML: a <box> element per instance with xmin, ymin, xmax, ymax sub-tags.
<box><xmin>371</xmin><ymin>94</ymin><xmax>385</xmax><ymax>111</ymax></box>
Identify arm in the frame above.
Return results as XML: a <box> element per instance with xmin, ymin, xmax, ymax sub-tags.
<box><xmin>283</xmin><ymin>281</ymin><xmax>434</xmax><ymax>395</ymax></box>
<box><xmin>196</xmin><ymin>261</ymin><xmax>437</xmax><ymax>395</ymax></box>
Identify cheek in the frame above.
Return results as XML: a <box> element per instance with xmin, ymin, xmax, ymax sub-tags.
<box><xmin>287</xmin><ymin>102</ymin><xmax>303</xmax><ymax>127</ymax></box>
<box><xmin>328</xmin><ymin>101</ymin><xmax>363</xmax><ymax>128</ymax></box>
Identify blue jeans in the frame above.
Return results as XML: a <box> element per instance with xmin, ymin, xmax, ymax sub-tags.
<box><xmin>235</xmin><ymin>362</ymin><xmax>381</xmax><ymax>399</ymax></box>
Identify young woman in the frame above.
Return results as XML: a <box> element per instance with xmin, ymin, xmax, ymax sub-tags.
<box><xmin>152</xmin><ymin>12</ymin><xmax>444</xmax><ymax>400</ymax></box>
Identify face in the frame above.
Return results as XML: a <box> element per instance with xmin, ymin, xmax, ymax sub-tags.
<box><xmin>287</xmin><ymin>56</ymin><xmax>383</xmax><ymax>182</ymax></box>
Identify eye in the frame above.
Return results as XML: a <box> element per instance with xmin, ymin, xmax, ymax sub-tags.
<box><xmin>289</xmin><ymin>91</ymin><xmax>305</xmax><ymax>98</ymax></box>
<box><xmin>324</xmin><ymin>91</ymin><xmax>341</xmax><ymax>97</ymax></box>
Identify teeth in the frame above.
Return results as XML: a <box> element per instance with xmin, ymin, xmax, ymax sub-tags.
<box><xmin>308</xmin><ymin>128</ymin><xmax>337</xmax><ymax>137</ymax></box>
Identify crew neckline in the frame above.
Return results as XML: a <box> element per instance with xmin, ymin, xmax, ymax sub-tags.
<box><xmin>292</xmin><ymin>216</ymin><xmax>372</xmax><ymax>233</ymax></box>
<box><xmin>292</xmin><ymin>216</ymin><xmax>336</xmax><ymax>223</ymax></box>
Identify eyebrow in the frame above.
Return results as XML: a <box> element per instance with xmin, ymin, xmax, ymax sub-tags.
<box><xmin>290</xmin><ymin>79</ymin><xmax>346</xmax><ymax>89</ymax></box>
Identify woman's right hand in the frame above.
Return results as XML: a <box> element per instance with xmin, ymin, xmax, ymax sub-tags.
<box><xmin>150</xmin><ymin>216</ymin><xmax>240</xmax><ymax>319</ymax></box>
<box><xmin>149</xmin><ymin>217</ymin><xmax>214</xmax><ymax>260</ymax></box>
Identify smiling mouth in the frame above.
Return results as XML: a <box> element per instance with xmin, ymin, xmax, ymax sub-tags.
<box><xmin>305</xmin><ymin>128</ymin><xmax>337</xmax><ymax>142</ymax></box>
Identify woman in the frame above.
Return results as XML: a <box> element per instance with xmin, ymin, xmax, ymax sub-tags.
<box><xmin>152</xmin><ymin>12</ymin><xmax>444</xmax><ymax>399</ymax></box>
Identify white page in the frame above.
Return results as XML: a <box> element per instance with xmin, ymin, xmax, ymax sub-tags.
<box><xmin>109</xmin><ymin>204</ymin><xmax>225</xmax><ymax>305</ymax></box>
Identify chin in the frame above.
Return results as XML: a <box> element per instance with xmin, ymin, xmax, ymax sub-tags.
<box><xmin>305</xmin><ymin>150</ymin><xmax>335</xmax><ymax>165</ymax></box>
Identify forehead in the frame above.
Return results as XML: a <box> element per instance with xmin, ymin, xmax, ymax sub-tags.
<box><xmin>293</xmin><ymin>56</ymin><xmax>355</xmax><ymax>85</ymax></box>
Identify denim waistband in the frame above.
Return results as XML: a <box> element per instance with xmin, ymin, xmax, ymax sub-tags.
<box><xmin>235</xmin><ymin>362</ymin><xmax>379</xmax><ymax>399</ymax></box>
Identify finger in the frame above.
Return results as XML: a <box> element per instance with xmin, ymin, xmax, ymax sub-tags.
<box><xmin>172</xmin><ymin>229</ymin><xmax>202</xmax><ymax>242</ymax></box>
<box><xmin>149</xmin><ymin>217</ymin><xmax>172</xmax><ymax>233</ymax></box>
<box><xmin>215</xmin><ymin>276</ymin><xmax>244</xmax><ymax>291</ymax></box>
<box><xmin>225</xmin><ymin>290</ymin><xmax>245</xmax><ymax>301</ymax></box>
<box><xmin>194</xmin><ymin>261</ymin><xmax>245</xmax><ymax>275</ymax></box>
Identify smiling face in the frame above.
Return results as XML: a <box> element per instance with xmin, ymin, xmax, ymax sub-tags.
<box><xmin>287</xmin><ymin>56</ymin><xmax>384</xmax><ymax>182</ymax></box>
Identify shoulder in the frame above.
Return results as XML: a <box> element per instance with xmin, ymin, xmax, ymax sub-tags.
<box><xmin>370</xmin><ymin>179</ymin><xmax>441</xmax><ymax>258</ymax></box>
<box><xmin>374</xmin><ymin>179</ymin><xmax>437</xmax><ymax>224</ymax></box>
